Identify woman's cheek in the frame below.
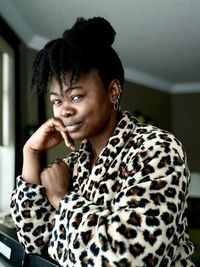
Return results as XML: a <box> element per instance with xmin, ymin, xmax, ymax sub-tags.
<box><xmin>53</xmin><ymin>107</ymin><xmax>60</xmax><ymax>117</ymax></box>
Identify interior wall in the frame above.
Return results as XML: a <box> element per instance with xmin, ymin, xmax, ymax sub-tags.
<box><xmin>121</xmin><ymin>81</ymin><xmax>172</xmax><ymax>131</ymax></box>
<box><xmin>171</xmin><ymin>92</ymin><xmax>200</xmax><ymax>172</ymax></box>
<box><xmin>122</xmin><ymin>82</ymin><xmax>200</xmax><ymax>172</ymax></box>
<box><xmin>15</xmin><ymin>46</ymin><xmax>40</xmax><ymax>175</ymax></box>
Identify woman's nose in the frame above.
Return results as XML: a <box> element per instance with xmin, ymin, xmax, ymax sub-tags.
<box><xmin>60</xmin><ymin>103</ymin><xmax>75</xmax><ymax>117</ymax></box>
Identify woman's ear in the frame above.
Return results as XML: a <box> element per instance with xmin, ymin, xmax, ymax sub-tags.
<box><xmin>108</xmin><ymin>79</ymin><xmax>122</xmax><ymax>102</ymax></box>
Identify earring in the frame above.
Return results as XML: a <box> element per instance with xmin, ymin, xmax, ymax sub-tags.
<box><xmin>112</xmin><ymin>80</ymin><xmax>122</xmax><ymax>111</ymax></box>
<box><xmin>113</xmin><ymin>98</ymin><xmax>120</xmax><ymax>111</ymax></box>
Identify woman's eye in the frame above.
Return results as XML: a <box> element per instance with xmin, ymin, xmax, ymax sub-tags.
<box><xmin>51</xmin><ymin>99</ymin><xmax>61</xmax><ymax>106</ymax></box>
<box><xmin>71</xmin><ymin>95</ymin><xmax>83</xmax><ymax>102</ymax></box>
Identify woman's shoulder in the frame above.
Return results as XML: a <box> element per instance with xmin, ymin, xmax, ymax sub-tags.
<box><xmin>122</xmin><ymin>111</ymin><xmax>181</xmax><ymax>145</ymax></box>
<box><xmin>131</xmin><ymin>119</ymin><xmax>185</xmax><ymax>155</ymax></box>
<box><xmin>135</xmin><ymin>121</ymin><xmax>180</xmax><ymax>141</ymax></box>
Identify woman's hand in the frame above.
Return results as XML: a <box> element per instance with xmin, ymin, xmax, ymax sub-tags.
<box><xmin>22</xmin><ymin>117</ymin><xmax>75</xmax><ymax>185</ymax></box>
<box><xmin>24</xmin><ymin>117</ymin><xmax>75</xmax><ymax>152</ymax></box>
<box><xmin>40</xmin><ymin>158</ymin><xmax>72</xmax><ymax>209</ymax></box>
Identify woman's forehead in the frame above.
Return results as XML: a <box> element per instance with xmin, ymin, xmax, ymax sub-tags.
<box><xmin>49</xmin><ymin>70</ymin><xmax>102</xmax><ymax>93</ymax></box>
<box><xmin>49</xmin><ymin>74</ymin><xmax>73</xmax><ymax>92</ymax></box>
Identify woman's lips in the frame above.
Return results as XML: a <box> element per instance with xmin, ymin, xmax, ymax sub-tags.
<box><xmin>65</xmin><ymin>121</ymin><xmax>83</xmax><ymax>133</ymax></box>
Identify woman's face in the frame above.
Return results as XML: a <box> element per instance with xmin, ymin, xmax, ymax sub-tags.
<box><xmin>49</xmin><ymin>70</ymin><xmax>118</xmax><ymax>142</ymax></box>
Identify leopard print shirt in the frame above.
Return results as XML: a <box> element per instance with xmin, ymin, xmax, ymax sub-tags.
<box><xmin>10</xmin><ymin>111</ymin><xmax>195</xmax><ymax>267</ymax></box>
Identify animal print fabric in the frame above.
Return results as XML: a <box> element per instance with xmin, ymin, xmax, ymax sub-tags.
<box><xmin>10</xmin><ymin>111</ymin><xmax>195</xmax><ymax>267</ymax></box>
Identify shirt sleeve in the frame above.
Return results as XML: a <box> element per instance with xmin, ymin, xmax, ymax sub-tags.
<box><xmin>10</xmin><ymin>176</ymin><xmax>55</xmax><ymax>254</ymax></box>
<box><xmin>9</xmin><ymin>151</ymin><xmax>79</xmax><ymax>255</ymax></box>
<box><xmin>48</xmin><ymin>139</ymin><xmax>194</xmax><ymax>266</ymax></box>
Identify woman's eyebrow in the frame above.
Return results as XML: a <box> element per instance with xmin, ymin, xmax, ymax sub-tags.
<box><xmin>50</xmin><ymin>91</ymin><xmax>60</xmax><ymax>96</ymax></box>
<box><xmin>50</xmin><ymin>86</ymin><xmax>82</xmax><ymax>96</ymax></box>
<box><xmin>64</xmin><ymin>85</ymin><xmax>82</xmax><ymax>92</ymax></box>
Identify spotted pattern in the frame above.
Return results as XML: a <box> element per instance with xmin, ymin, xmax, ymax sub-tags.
<box><xmin>10</xmin><ymin>111</ymin><xmax>195</xmax><ymax>267</ymax></box>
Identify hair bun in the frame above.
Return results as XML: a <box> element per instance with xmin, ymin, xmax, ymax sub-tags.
<box><xmin>63</xmin><ymin>17</ymin><xmax>116</xmax><ymax>50</ymax></box>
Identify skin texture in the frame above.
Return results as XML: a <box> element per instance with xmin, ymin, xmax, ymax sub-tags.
<box><xmin>22</xmin><ymin>70</ymin><xmax>121</xmax><ymax>209</ymax></box>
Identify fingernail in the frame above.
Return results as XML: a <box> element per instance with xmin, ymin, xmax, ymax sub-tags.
<box><xmin>70</xmin><ymin>145</ymin><xmax>75</xmax><ymax>151</ymax></box>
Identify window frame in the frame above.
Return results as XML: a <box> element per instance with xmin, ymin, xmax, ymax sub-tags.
<box><xmin>0</xmin><ymin>36</ymin><xmax>15</xmax><ymax>212</ymax></box>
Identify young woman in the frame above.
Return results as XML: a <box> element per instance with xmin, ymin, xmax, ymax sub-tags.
<box><xmin>10</xmin><ymin>17</ymin><xmax>195</xmax><ymax>267</ymax></box>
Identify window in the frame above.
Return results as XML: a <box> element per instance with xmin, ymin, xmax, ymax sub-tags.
<box><xmin>0</xmin><ymin>36</ymin><xmax>15</xmax><ymax>213</ymax></box>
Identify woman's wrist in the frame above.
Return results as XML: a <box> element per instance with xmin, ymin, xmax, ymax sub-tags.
<box><xmin>23</xmin><ymin>141</ymin><xmax>41</xmax><ymax>155</ymax></box>
<box><xmin>22</xmin><ymin>144</ymin><xmax>42</xmax><ymax>185</ymax></box>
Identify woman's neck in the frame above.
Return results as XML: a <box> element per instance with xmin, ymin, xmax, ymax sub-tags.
<box><xmin>89</xmin><ymin>111</ymin><xmax>120</xmax><ymax>162</ymax></box>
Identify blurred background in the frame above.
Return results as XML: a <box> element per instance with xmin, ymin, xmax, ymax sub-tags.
<box><xmin>0</xmin><ymin>0</ymin><xmax>200</xmax><ymax>265</ymax></box>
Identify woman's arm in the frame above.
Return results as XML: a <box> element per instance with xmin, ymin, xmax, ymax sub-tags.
<box><xmin>21</xmin><ymin>116</ymin><xmax>71</xmax><ymax>185</ymax></box>
<box><xmin>22</xmin><ymin>146</ymin><xmax>42</xmax><ymax>185</ymax></box>
<box><xmin>10</xmin><ymin>117</ymin><xmax>74</xmax><ymax>253</ymax></box>
<box><xmin>10</xmin><ymin>176</ymin><xmax>55</xmax><ymax>254</ymax></box>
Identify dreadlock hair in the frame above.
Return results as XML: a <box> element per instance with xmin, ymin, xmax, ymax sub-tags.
<box><xmin>31</xmin><ymin>17</ymin><xmax>124</xmax><ymax>95</ymax></box>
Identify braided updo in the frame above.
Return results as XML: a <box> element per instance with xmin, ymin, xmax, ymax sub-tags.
<box><xmin>31</xmin><ymin>17</ymin><xmax>124</xmax><ymax>95</ymax></box>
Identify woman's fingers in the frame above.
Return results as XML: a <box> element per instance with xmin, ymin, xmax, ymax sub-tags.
<box><xmin>47</xmin><ymin>117</ymin><xmax>75</xmax><ymax>151</ymax></box>
<box><xmin>63</xmin><ymin>134</ymin><xmax>75</xmax><ymax>151</ymax></box>
<box><xmin>28</xmin><ymin>117</ymin><xmax>76</xmax><ymax>151</ymax></box>
<box><xmin>46</xmin><ymin>117</ymin><xmax>66</xmax><ymax>132</ymax></box>
<box><xmin>55</xmin><ymin>126</ymin><xmax>75</xmax><ymax>150</ymax></box>
<box><xmin>40</xmin><ymin>159</ymin><xmax>72</xmax><ymax>209</ymax></box>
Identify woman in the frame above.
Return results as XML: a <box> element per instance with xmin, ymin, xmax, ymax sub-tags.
<box><xmin>10</xmin><ymin>17</ymin><xmax>195</xmax><ymax>266</ymax></box>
